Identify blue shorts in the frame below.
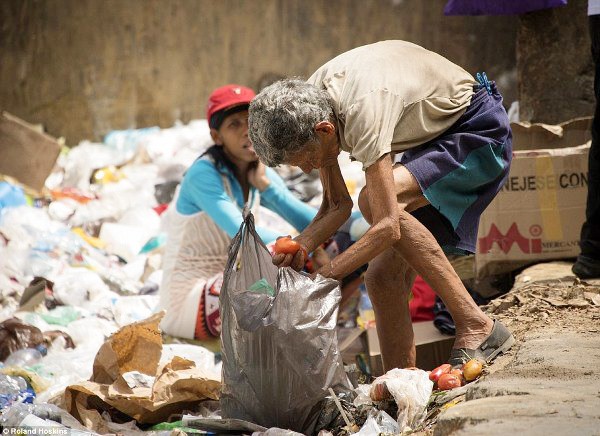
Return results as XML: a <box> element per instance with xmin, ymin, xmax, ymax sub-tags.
<box><xmin>400</xmin><ymin>83</ymin><xmax>512</xmax><ymax>255</ymax></box>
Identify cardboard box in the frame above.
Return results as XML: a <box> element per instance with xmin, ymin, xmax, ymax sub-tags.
<box><xmin>475</xmin><ymin>118</ymin><xmax>592</xmax><ymax>278</ymax></box>
<box><xmin>366</xmin><ymin>321</ymin><xmax>454</xmax><ymax>376</ymax></box>
<box><xmin>339</xmin><ymin>327</ymin><xmax>368</xmax><ymax>365</ymax></box>
<box><xmin>509</xmin><ymin>117</ymin><xmax>592</xmax><ymax>152</ymax></box>
<box><xmin>0</xmin><ymin>111</ymin><xmax>61</xmax><ymax>191</ymax></box>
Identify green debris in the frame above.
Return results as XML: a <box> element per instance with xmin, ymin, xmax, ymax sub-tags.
<box><xmin>248</xmin><ymin>278</ymin><xmax>275</xmax><ymax>297</ymax></box>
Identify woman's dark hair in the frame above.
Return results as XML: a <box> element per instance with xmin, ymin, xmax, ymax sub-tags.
<box><xmin>200</xmin><ymin>144</ymin><xmax>238</xmax><ymax>174</ymax></box>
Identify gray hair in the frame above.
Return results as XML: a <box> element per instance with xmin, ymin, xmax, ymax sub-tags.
<box><xmin>248</xmin><ymin>78</ymin><xmax>334</xmax><ymax>166</ymax></box>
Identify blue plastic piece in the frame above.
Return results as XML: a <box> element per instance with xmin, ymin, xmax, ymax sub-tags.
<box><xmin>0</xmin><ymin>181</ymin><xmax>26</xmax><ymax>210</ymax></box>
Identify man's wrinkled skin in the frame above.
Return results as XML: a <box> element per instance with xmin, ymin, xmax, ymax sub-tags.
<box><xmin>273</xmin><ymin>120</ymin><xmax>494</xmax><ymax>370</ymax></box>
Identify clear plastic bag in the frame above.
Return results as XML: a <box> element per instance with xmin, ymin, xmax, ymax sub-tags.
<box><xmin>220</xmin><ymin>211</ymin><xmax>352</xmax><ymax>434</ymax></box>
<box><xmin>370</xmin><ymin>368</ymin><xmax>433</xmax><ymax>431</ymax></box>
<box><xmin>355</xmin><ymin>410</ymin><xmax>399</xmax><ymax>436</ymax></box>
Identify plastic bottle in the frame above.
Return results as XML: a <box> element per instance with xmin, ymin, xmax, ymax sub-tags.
<box><xmin>0</xmin><ymin>403</ymin><xmax>62</xmax><ymax>427</ymax></box>
<box><xmin>357</xmin><ymin>284</ymin><xmax>376</xmax><ymax>329</ymax></box>
<box><xmin>0</xmin><ymin>374</ymin><xmax>27</xmax><ymax>409</ymax></box>
<box><xmin>4</xmin><ymin>348</ymin><xmax>43</xmax><ymax>368</ymax></box>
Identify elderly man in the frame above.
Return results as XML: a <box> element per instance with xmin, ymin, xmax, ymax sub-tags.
<box><xmin>248</xmin><ymin>40</ymin><xmax>514</xmax><ymax>369</ymax></box>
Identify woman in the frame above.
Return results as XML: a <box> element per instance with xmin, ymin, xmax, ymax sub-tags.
<box><xmin>159</xmin><ymin>84</ymin><xmax>316</xmax><ymax>340</ymax></box>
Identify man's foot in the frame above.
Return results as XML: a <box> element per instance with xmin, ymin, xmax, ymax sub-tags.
<box><xmin>452</xmin><ymin>316</ymin><xmax>493</xmax><ymax>350</ymax></box>
<box><xmin>449</xmin><ymin>320</ymin><xmax>515</xmax><ymax>366</ymax></box>
<box><xmin>572</xmin><ymin>255</ymin><xmax>600</xmax><ymax>279</ymax></box>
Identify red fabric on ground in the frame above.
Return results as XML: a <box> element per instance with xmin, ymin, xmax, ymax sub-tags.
<box><xmin>409</xmin><ymin>275</ymin><xmax>436</xmax><ymax>321</ymax></box>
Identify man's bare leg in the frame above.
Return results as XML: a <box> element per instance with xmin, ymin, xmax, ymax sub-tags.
<box><xmin>359</xmin><ymin>164</ymin><xmax>494</xmax><ymax>355</ymax></box>
<box><xmin>364</xmin><ymin>248</ymin><xmax>417</xmax><ymax>369</ymax></box>
<box><xmin>393</xmin><ymin>210</ymin><xmax>493</xmax><ymax>350</ymax></box>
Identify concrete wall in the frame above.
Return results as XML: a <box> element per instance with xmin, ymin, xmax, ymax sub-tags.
<box><xmin>1</xmin><ymin>0</ymin><xmax>517</xmax><ymax>144</ymax></box>
<box><xmin>518</xmin><ymin>0</ymin><xmax>594</xmax><ymax>123</ymax></box>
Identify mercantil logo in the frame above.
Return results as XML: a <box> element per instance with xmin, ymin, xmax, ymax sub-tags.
<box><xmin>478</xmin><ymin>222</ymin><xmax>542</xmax><ymax>254</ymax></box>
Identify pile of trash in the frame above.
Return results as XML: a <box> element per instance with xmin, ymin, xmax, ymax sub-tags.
<box><xmin>2</xmin><ymin>113</ymin><xmax>475</xmax><ymax>435</ymax></box>
<box><xmin>0</xmin><ymin>120</ymin><xmax>234</xmax><ymax>434</ymax></box>
<box><xmin>2</xmin><ymin>118</ymin><xmax>418</xmax><ymax>435</ymax></box>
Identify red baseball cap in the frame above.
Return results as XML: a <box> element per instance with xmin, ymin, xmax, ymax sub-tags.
<box><xmin>206</xmin><ymin>84</ymin><xmax>256</xmax><ymax>124</ymax></box>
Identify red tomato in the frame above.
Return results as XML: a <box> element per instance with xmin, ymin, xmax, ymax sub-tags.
<box><xmin>450</xmin><ymin>368</ymin><xmax>465</xmax><ymax>386</ymax></box>
<box><xmin>437</xmin><ymin>373</ymin><xmax>462</xmax><ymax>390</ymax></box>
<box><xmin>273</xmin><ymin>236</ymin><xmax>302</xmax><ymax>255</ymax></box>
<box><xmin>429</xmin><ymin>363</ymin><xmax>452</xmax><ymax>382</ymax></box>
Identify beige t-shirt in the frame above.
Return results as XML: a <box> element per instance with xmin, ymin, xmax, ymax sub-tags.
<box><xmin>307</xmin><ymin>40</ymin><xmax>477</xmax><ymax>169</ymax></box>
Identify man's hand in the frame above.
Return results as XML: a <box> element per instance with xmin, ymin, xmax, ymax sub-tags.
<box><xmin>248</xmin><ymin>161</ymin><xmax>270</xmax><ymax>191</ymax></box>
<box><xmin>272</xmin><ymin>236</ymin><xmax>308</xmax><ymax>271</ymax></box>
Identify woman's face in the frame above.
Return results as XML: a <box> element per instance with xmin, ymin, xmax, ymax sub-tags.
<box><xmin>213</xmin><ymin>109</ymin><xmax>258</xmax><ymax>164</ymax></box>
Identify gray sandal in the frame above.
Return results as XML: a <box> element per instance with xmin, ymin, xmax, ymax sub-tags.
<box><xmin>448</xmin><ymin>320</ymin><xmax>515</xmax><ymax>367</ymax></box>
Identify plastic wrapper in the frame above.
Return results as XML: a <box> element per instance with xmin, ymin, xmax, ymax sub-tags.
<box><xmin>0</xmin><ymin>181</ymin><xmax>27</xmax><ymax>209</ymax></box>
<box><xmin>369</xmin><ymin>368</ymin><xmax>433</xmax><ymax>431</ymax></box>
<box><xmin>4</xmin><ymin>348</ymin><xmax>43</xmax><ymax>367</ymax></box>
<box><xmin>52</xmin><ymin>267</ymin><xmax>117</xmax><ymax>311</ymax></box>
<box><xmin>0</xmin><ymin>402</ymin><xmax>63</xmax><ymax>427</ymax></box>
<box><xmin>355</xmin><ymin>410</ymin><xmax>399</xmax><ymax>436</ymax></box>
<box><xmin>220</xmin><ymin>211</ymin><xmax>352</xmax><ymax>434</ymax></box>
<box><xmin>352</xmin><ymin>384</ymin><xmax>373</xmax><ymax>407</ymax></box>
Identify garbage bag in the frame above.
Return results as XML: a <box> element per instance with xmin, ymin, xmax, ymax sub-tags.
<box><xmin>220</xmin><ymin>211</ymin><xmax>352</xmax><ymax>434</ymax></box>
<box><xmin>0</xmin><ymin>318</ymin><xmax>44</xmax><ymax>362</ymax></box>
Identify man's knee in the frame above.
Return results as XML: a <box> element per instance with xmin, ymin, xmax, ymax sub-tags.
<box><xmin>358</xmin><ymin>187</ymin><xmax>372</xmax><ymax>224</ymax></box>
<box><xmin>364</xmin><ymin>263</ymin><xmax>412</xmax><ymax>304</ymax></box>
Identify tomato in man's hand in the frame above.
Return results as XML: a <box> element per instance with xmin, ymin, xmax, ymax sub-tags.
<box><xmin>273</xmin><ymin>236</ymin><xmax>302</xmax><ymax>255</ymax></box>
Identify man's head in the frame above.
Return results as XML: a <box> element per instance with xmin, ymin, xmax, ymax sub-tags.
<box><xmin>248</xmin><ymin>78</ymin><xmax>338</xmax><ymax>172</ymax></box>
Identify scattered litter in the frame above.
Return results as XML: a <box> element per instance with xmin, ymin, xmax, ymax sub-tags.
<box><xmin>63</xmin><ymin>312</ymin><xmax>220</xmax><ymax>432</ymax></box>
<box><xmin>369</xmin><ymin>368</ymin><xmax>433</xmax><ymax>431</ymax></box>
<box><xmin>355</xmin><ymin>410</ymin><xmax>399</xmax><ymax>436</ymax></box>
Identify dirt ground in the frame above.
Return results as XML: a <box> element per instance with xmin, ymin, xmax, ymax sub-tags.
<box><xmin>417</xmin><ymin>261</ymin><xmax>600</xmax><ymax>436</ymax></box>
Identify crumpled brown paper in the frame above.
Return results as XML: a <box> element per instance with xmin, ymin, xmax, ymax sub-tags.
<box><xmin>63</xmin><ymin>312</ymin><xmax>221</xmax><ymax>432</ymax></box>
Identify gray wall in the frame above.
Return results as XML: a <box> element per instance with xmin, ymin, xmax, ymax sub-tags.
<box><xmin>517</xmin><ymin>0</ymin><xmax>594</xmax><ymax>124</ymax></box>
<box><xmin>1</xmin><ymin>0</ymin><xmax>518</xmax><ymax>144</ymax></box>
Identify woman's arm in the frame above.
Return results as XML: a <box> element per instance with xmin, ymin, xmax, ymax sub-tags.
<box><xmin>179</xmin><ymin>160</ymin><xmax>281</xmax><ymax>242</ymax></box>
<box><xmin>258</xmin><ymin>167</ymin><xmax>317</xmax><ymax>231</ymax></box>
<box><xmin>318</xmin><ymin>153</ymin><xmax>401</xmax><ymax>280</ymax></box>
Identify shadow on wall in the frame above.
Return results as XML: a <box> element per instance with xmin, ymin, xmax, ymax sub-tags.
<box><xmin>0</xmin><ymin>0</ymin><xmax>518</xmax><ymax>144</ymax></box>
<box><xmin>256</xmin><ymin>73</ymin><xmax>286</xmax><ymax>92</ymax></box>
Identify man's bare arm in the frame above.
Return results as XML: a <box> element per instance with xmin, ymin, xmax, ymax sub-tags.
<box><xmin>295</xmin><ymin>161</ymin><xmax>353</xmax><ymax>253</ymax></box>
<box><xmin>318</xmin><ymin>154</ymin><xmax>402</xmax><ymax>280</ymax></box>
<box><xmin>272</xmin><ymin>161</ymin><xmax>353</xmax><ymax>270</ymax></box>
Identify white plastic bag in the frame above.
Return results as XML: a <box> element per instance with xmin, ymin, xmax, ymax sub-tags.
<box><xmin>370</xmin><ymin>368</ymin><xmax>433</xmax><ymax>431</ymax></box>
<box><xmin>355</xmin><ymin>410</ymin><xmax>399</xmax><ymax>436</ymax></box>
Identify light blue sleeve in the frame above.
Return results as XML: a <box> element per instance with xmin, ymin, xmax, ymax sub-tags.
<box><xmin>260</xmin><ymin>167</ymin><xmax>317</xmax><ymax>232</ymax></box>
<box><xmin>175</xmin><ymin>159</ymin><xmax>281</xmax><ymax>242</ymax></box>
